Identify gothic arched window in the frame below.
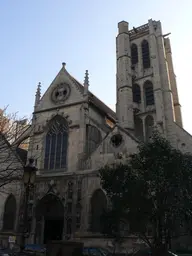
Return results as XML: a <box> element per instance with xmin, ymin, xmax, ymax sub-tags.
<box><xmin>132</xmin><ymin>84</ymin><xmax>141</xmax><ymax>103</ymax></box>
<box><xmin>142</xmin><ymin>40</ymin><xmax>150</xmax><ymax>69</ymax></box>
<box><xmin>131</xmin><ymin>44</ymin><xmax>138</xmax><ymax>65</ymax></box>
<box><xmin>90</xmin><ymin>189</ymin><xmax>107</xmax><ymax>233</ymax></box>
<box><xmin>3</xmin><ymin>194</ymin><xmax>16</xmax><ymax>230</ymax></box>
<box><xmin>86</xmin><ymin>125</ymin><xmax>102</xmax><ymax>155</ymax></box>
<box><xmin>145</xmin><ymin>115</ymin><xmax>154</xmax><ymax>141</ymax></box>
<box><xmin>134</xmin><ymin>116</ymin><xmax>144</xmax><ymax>141</ymax></box>
<box><xmin>44</xmin><ymin>115</ymin><xmax>68</xmax><ymax>170</ymax></box>
<box><xmin>144</xmin><ymin>81</ymin><xmax>154</xmax><ymax>106</ymax></box>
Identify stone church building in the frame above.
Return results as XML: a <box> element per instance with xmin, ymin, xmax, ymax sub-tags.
<box><xmin>1</xmin><ymin>19</ymin><xmax>192</xmax><ymax>250</ymax></box>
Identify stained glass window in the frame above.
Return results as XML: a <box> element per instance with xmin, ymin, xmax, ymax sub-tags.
<box><xmin>44</xmin><ymin>115</ymin><xmax>68</xmax><ymax>170</ymax></box>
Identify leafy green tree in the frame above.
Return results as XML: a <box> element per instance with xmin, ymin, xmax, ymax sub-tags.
<box><xmin>99</xmin><ymin>132</ymin><xmax>192</xmax><ymax>255</ymax></box>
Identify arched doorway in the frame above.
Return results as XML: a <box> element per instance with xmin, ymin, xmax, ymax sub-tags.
<box><xmin>3</xmin><ymin>194</ymin><xmax>16</xmax><ymax>231</ymax></box>
<box><xmin>90</xmin><ymin>189</ymin><xmax>107</xmax><ymax>233</ymax></box>
<box><xmin>36</xmin><ymin>194</ymin><xmax>64</xmax><ymax>243</ymax></box>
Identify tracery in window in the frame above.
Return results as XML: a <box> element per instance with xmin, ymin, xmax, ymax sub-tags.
<box><xmin>144</xmin><ymin>81</ymin><xmax>154</xmax><ymax>106</ymax></box>
<box><xmin>131</xmin><ymin>44</ymin><xmax>138</xmax><ymax>65</ymax></box>
<box><xmin>132</xmin><ymin>84</ymin><xmax>141</xmax><ymax>103</ymax></box>
<box><xmin>142</xmin><ymin>40</ymin><xmax>150</xmax><ymax>69</ymax></box>
<box><xmin>44</xmin><ymin>115</ymin><xmax>68</xmax><ymax>170</ymax></box>
<box><xmin>3</xmin><ymin>194</ymin><xmax>16</xmax><ymax>230</ymax></box>
<box><xmin>86</xmin><ymin>125</ymin><xmax>102</xmax><ymax>155</ymax></box>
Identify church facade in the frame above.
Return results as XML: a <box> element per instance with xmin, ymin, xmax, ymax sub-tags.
<box><xmin>1</xmin><ymin>19</ymin><xmax>192</xmax><ymax>250</ymax></box>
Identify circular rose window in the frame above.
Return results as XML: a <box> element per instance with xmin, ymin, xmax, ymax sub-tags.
<box><xmin>51</xmin><ymin>83</ymin><xmax>70</xmax><ymax>103</ymax></box>
<box><xmin>111</xmin><ymin>133</ymin><xmax>123</xmax><ymax>147</ymax></box>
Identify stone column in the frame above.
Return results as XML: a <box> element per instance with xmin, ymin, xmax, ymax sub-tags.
<box><xmin>148</xmin><ymin>19</ymin><xmax>166</xmax><ymax>133</ymax></box>
<box><xmin>164</xmin><ymin>37</ymin><xmax>183</xmax><ymax>127</ymax></box>
<box><xmin>79</xmin><ymin>176</ymin><xmax>90</xmax><ymax>232</ymax></box>
<box><xmin>154</xmin><ymin>20</ymin><xmax>175</xmax><ymax>125</ymax></box>
<box><xmin>116</xmin><ymin>21</ymin><xmax>134</xmax><ymax>130</ymax></box>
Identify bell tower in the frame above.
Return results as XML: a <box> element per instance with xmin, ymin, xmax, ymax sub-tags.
<box><xmin>116</xmin><ymin>19</ymin><xmax>182</xmax><ymax>141</ymax></box>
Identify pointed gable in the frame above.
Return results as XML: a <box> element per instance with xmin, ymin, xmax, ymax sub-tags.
<box><xmin>80</xmin><ymin>125</ymin><xmax>139</xmax><ymax>171</ymax></box>
<box><xmin>35</xmin><ymin>63</ymin><xmax>85</xmax><ymax>112</ymax></box>
<box><xmin>34</xmin><ymin>63</ymin><xmax>116</xmax><ymax>121</ymax></box>
<box><xmin>93</xmin><ymin>125</ymin><xmax>139</xmax><ymax>156</ymax></box>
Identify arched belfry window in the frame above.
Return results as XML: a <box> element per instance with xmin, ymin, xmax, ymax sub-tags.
<box><xmin>144</xmin><ymin>81</ymin><xmax>154</xmax><ymax>106</ymax></box>
<box><xmin>86</xmin><ymin>125</ymin><xmax>102</xmax><ymax>155</ymax></box>
<box><xmin>132</xmin><ymin>84</ymin><xmax>141</xmax><ymax>103</ymax></box>
<box><xmin>3</xmin><ymin>194</ymin><xmax>16</xmax><ymax>230</ymax></box>
<box><xmin>142</xmin><ymin>40</ymin><xmax>150</xmax><ymax>69</ymax></box>
<box><xmin>44</xmin><ymin>115</ymin><xmax>68</xmax><ymax>170</ymax></box>
<box><xmin>131</xmin><ymin>44</ymin><xmax>138</xmax><ymax>65</ymax></box>
<box><xmin>145</xmin><ymin>115</ymin><xmax>154</xmax><ymax>141</ymax></box>
<box><xmin>134</xmin><ymin>116</ymin><xmax>144</xmax><ymax>141</ymax></box>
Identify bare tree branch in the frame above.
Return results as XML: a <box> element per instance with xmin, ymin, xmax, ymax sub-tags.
<box><xmin>0</xmin><ymin>108</ymin><xmax>30</xmax><ymax>188</ymax></box>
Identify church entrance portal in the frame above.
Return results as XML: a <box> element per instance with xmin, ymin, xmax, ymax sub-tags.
<box><xmin>44</xmin><ymin>218</ymin><xmax>64</xmax><ymax>243</ymax></box>
<box><xmin>36</xmin><ymin>194</ymin><xmax>64</xmax><ymax>244</ymax></box>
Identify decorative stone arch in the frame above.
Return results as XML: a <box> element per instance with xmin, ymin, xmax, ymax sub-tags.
<box><xmin>145</xmin><ymin>115</ymin><xmax>154</xmax><ymax>141</ymax></box>
<box><xmin>36</xmin><ymin>193</ymin><xmax>64</xmax><ymax>218</ymax></box>
<box><xmin>2</xmin><ymin>194</ymin><xmax>17</xmax><ymax>231</ymax></box>
<box><xmin>43</xmin><ymin>115</ymin><xmax>69</xmax><ymax>170</ymax></box>
<box><xmin>89</xmin><ymin>188</ymin><xmax>107</xmax><ymax>233</ymax></box>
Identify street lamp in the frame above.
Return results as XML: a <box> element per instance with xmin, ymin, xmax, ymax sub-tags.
<box><xmin>21</xmin><ymin>158</ymin><xmax>37</xmax><ymax>250</ymax></box>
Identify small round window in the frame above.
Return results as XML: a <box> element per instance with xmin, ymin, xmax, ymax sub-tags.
<box><xmin>51</xmin><ymin>83</ymin><xmax>70</xmax><ymax>103</ymax></box>
<box><xmin>111</xmin><ymin>134</ymin><xmax>123</xmax><ymax>147</ymax></box>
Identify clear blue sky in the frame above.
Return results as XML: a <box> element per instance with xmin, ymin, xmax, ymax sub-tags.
<box><xmin>1</xmin><ymin>1</ymin><xmax>192</xmax><ymax>133</ymax></box>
